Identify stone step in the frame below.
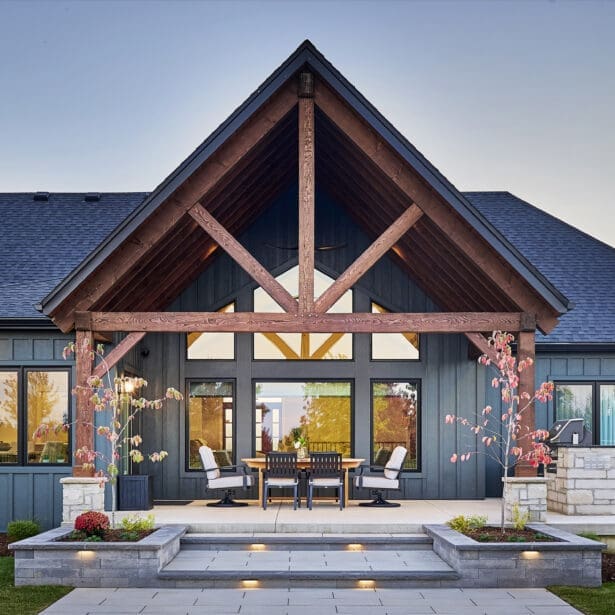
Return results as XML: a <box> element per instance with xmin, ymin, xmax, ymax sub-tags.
<box><xmin>158</xmin><ymin>547</ymin><xmax>459</xmax><ymax>588</ymax></box>
<box><xmin>181</xmin><ymin>532</ymin><xmax>433</xmax><ymax>551</ymax></box>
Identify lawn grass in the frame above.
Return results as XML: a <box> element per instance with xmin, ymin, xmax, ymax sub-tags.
<box><xmin>0</xmin><ymin>556</ymin><xmax>72</xmax><ymax>615</ymax></box>
<box><xmin>549</xmin><ymin>583</ymin><xmax>615</xmax><ymax>615</ymax></box>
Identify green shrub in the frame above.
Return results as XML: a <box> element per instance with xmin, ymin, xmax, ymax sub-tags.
<box><xmin>119</xmin><ymin>530</ymin><xmax>140</xmax><ymax>542</ymax></box>
<box><xmin>120</xmin><ymin>513</ymin><xmax>155</xmax><ymax>532</ymax></box>
<box><xmin>447</xmin><ymin>514</ymin><xmax>487</xmax><ymax>533</ymax></box>
<box><xmin>577</xmin><ymin>531</ymin><xmax>601</xmax><ymax>542</ymax></box>
<box><xmin>511</xmin><ymin>503</ymin><xmax>530</xmax><ymax>531</ymax></box>
<box><xmin>7</xmin><ymin>519</ymin><xmax>41</xmax><ymax>542</ymax></box>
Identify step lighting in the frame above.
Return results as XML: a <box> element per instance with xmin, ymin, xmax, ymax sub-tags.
<box><xmin>521</xmin><ymin>550</ymin><xmax>541</xmax><ymax>559</ymax></box>
<box><xmin>250</xmin><ymin>543</ymin><xmax>267</xmax><ymax>551</ymax></box>
<box><xmin>242</xmin><ymin>579</ymin><xmax>260</xmax><ymax>588</ymax></box>
<box><xmin>357</xmin><ymin>579</ymin><xmax>375</xmax><ymax>588</ymax></box>
<box><xmin>346</xmin><ymin>543</ymin><xmax>363</xmax><ymax>551</ymax></box>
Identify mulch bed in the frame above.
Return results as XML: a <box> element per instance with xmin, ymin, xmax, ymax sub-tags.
<box><xmin>463</xmin><ymin>527</ymin><xmax>558</xmax><ymax>542</ymax></box>
<box><xmin>603</xmin><ymin>552</ymin><xmax>615</xmax><ymax>583</ymax></box>
<box><xmin>59</xmin><ymin>529</ymin><xmax>154</xmax><ymax>542</ymax></box>
<box><xmin>0</xmin><ymin>533</ymin><xmax>11</xmax><ymax>557</ymax></box>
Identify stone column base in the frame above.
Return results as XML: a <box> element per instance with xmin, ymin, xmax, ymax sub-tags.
<box><xmin>60</xmin><ymin>477</ymin><xmax>105</xmax><ymax>523</ymax></box>
<box><xmin>503</xmin><ymin>476</ymin><xmax>549</xmax><ymax>522</ymax></box>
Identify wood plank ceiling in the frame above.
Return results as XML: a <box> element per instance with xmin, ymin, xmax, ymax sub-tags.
<box><xmin>89</xmin><ymin>99</ymin><xmax>529</xmax><ymax>316</ymax></box>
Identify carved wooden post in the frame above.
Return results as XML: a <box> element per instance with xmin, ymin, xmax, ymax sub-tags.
<box><xmin>516</xmin><ymin>322</ymin><xmax>537</xmax><ymax>477</ymax></box>
<box><xmin>298</xmin><ymin>72</ymin><xmax>315</xmax><ymax>315</ymax></box>
<box><xmin>73</xmin><ymin>329</ymin><xmax>94</xmax><ymax>477</ymax></box>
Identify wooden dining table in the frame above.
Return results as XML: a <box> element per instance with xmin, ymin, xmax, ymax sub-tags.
<box><xmin>241</xmin><ymin>457</ymin><xmax>365</xmax><ymax>508</ymax></box>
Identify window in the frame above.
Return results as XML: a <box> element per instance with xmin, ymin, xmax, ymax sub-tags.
<box><xmin>555</xmin><ymin>381</ymin><xmax>615</xmax><ymax>446</ymax></box>
<box><xmin>187</xmin><ymin>380</ymin><xmax>233</xmax><ymax>470</ymax></box>
<box><xmin>187</xmin><ymin>302</ymin><xmax>235</xmax><ymax>359</ymax></box>
<box><xmin>371</xmin><ymin>302</ymin><xmax>419</xmax><ymax>360</ymax></box>
<box><xmin>255</xmin><ymin>381</ymin><xmax>352</xmax><ymax>456</ymax></box>
<box><xmin>254</xmin><ymin>266</ymin><xmax>352</xmax><ymax>359</ymax></box>
<box><xmin>0</xmin><ymin>369</ymin><xmax>70</xmax><ymax>465</ymax></box>
<box><xmin>372</xmin><ymin>380</ymin><xmax>419</xmax><ymax>470</ymax></box>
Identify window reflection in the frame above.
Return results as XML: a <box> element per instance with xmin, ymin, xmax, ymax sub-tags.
<box><xmin>187</xmin><ymin>303</ymin><xmax>235</xmax><ymax>359</ymax></box>
<box><xmin>254</xmin><ymin>266</ymin><xmax>352</xmax><ymax>359</ymax></box>
<box><xmin>372</xmin><ymin>381</ymin><xmax>418</xmax><ymax>470</ymax></box>
<box><xmin>600</xmin><ymin>384</ymin><xmax>615</xmax><ymax>446</ymax></box>
<box><xmin>188</xmin><ymin>381</ymin><xmax>233</xmax><ymax>470</ymax></box>
<box><xmin>0</xmin><ymin>372</ymin><xmax>18</xmax><ymax>464</ymax></box>
<box><xmin>27</xmin><ymin>371</ymin><xmax>69</xmax><ymax>464</ymax></box>
<box><xmin>371</xmin><ymin>302</ymin><xmax>419</xmax><ymax>360</ymax></box>
<box><xmin>555</xmin><ymin>383</ymin><xmax>593</xmax><ymax>433</ymax></box>
<box><xmin>255</xmin><ymin>381</ymin><xmax>351</xmax><ymax>456</ymax></box>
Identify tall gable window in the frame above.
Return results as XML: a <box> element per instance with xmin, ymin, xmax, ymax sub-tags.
<box><xmin>254</xmin><ymin>266</ymin><xmax>352</xmax><ymax>360</ymax></box>
<box><xmin>187</xmin><ymin>302</ymin><xmax>235</xmax><ymax>360</ymax></box>
<box><xmin>371</xmin><ymin>302</ymin><xmax>419</xmax><ymax>360</ymax></box>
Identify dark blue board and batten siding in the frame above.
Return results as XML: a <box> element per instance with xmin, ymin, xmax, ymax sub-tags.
<box><xmin>0</xmin><ymin>331</ymin><xmax>73</xmax><ymax>531</ymax></box>
<box><xmin>138</xmin><ymin>187</ymin><xmax>486</xmax><ymax>501</ymax></box>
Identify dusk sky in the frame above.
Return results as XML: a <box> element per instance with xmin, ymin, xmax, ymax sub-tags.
<box><xmin>1</xmin><ymin>1</ymin><xmax>613</xmax><ymax>246</ymax></box>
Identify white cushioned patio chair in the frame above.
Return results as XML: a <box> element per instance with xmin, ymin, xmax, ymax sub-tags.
<box><xmin>354</xmin><ymin>445</ymin><xmax>408</xmax><ymax>507</ymax></box>
<box><xmin>307</xmin><ymin>451</ymin><xmax>344</xmax><ymax>510</ymax></box>
<box><xmin>199</xmin><ymin>445</ymin><xmax>253</xmax><ymax>507</ymax></box>
<box><xmin>263</xmin><ymin>451</ymin><xmax>300</xmax><ymax>510</ymax></box>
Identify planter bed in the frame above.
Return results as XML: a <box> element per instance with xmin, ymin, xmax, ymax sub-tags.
<box><xmin>9</xmin><ymin>524</ymin><xmax>187</xmax><ymax>587</ymax></box>
<box><xmin>424</xmin><ymin>523</ymin><xmax>605</xmax><ymax>588</ymax></box>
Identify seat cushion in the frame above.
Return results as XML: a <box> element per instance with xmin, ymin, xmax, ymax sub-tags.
<box><xmin>209</xmin><ymin>474</ymin><xmax>253</xmax><ymax>489</ymax></box>
<box><xmin>310</xmin><ymin>477</ymin><xmax>342</xmax><ymax>487</ymax></box>
<box><xmin>355</xmin><ymin>475</ymin><xmax>399</xmax><ymax>490</ymax></box>
<box><xmin>384</xmin><ymin>446</ymin><xmax>407</xmax><ymax>480</ymax></box>
<box><xmin>199</xmin><ymin>446</ymin><xmax>220</xmax><ymax>480</ymax></box>
<box><xmin>265</xmin><ymin>477</ymin><xmax>298</xmax><ymax>486</ymax></box>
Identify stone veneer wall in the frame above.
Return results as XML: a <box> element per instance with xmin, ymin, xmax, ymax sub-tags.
<box><xmin>503</xmin><ymin>477</ymin><xmax>549</xmax><ymax>522</ymax></box>
<box><xmin>547</xmin><ymin>447</ymin><xmax>615</xmax><ymax>515</ymax></box>
<box><xmin>11</xmin><ymin>525</ymin><xmax>186</xmax><ymax>587</ymax></box>
<box><xmin>60</xmin><ymin>477</ymin><xmax>105</xmax><ymax>523</ymax></box>
<box><xmin>425</xmin><ymin>524</ymin><xmax>604</xmax><ymax>588</ymax></box>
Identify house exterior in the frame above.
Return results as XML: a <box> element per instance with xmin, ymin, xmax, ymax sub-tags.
<box><xmin>1</xmin><ymin>41</ymin><xmax>614</xmax><ymax>530</ymax></box>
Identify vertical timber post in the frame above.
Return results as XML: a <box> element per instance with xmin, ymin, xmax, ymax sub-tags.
<box><xmin>73</xmin><ymin>329</ymin><xmax>94</xmax><ymax>477</ymax></box>
<box><xmin>298</xmin><ymin>71</ymin><xmax>315</xmax><ymax>315</ymax></box>
<box><xmin>516</xmin><ymin>315</ymin><xmax>537</xmax><ymax>477</ymax></box>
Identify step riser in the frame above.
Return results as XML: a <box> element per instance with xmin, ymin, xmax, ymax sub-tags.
<box><xmin>153</xmin><ymin>579</ymin><xmax>463</xmax><ymax>589</ymax></box>
<box><xmin>185</xmin><ymin>523</ymin><xmax>425</xmax><ymax>534</ymax></box>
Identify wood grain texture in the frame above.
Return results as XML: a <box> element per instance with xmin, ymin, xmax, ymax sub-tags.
<box><xmin>516</xmin><ymin>330</ymin><xmax>537</xmax><ymax>477</ymax></box>
<box><xmin>189</xmin><ymin>203</ymin><xmax>298</xmax><ymax>314</ymax></box>
<box><xmin>79</xmin><ymin>310</ymin><xmax>529</xmax><ymax>333</ymax></box>
<box><xmin>313</xmin><ymin>81</ymin><xmax>559</xmax><ymax>333</ymax></box>
<box><xmin>73</xmin><ymin>330</ymin><xmax>94</xmax><ymax>477</ymax></box>
<box><xmin>51</xmin><ymin>84</ymin><xmax>298</xmax><ymax>332</ymax></box>
<box><xmin>92</xmin><ymin>332</ymin><xmax>146</xmax><ymax>379</ymax></box>
<box><xmin>464</xmin><ymin>332</ymin><xmax>498</xmax><ymax>364</ymax></box>
<box><xmin>298</xmin><ymin>96</ymin><xmax>315</xmax><ymax>314</ymax></box>
<box><xmin>315</xmin><ymin>204</ymin><xmax>423</xmax><ymax>313</ymax></box>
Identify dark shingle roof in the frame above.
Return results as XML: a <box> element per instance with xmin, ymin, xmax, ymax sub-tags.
<box><xmin>0</xmin><ymin>190</ymin><xmax>612</xmax><ymax>344</ymax></box>
<box><xmin>465</xmin><ymin>191</ymin><xmax>615</xmax><ymax>344</ymax></box>
<box><xmin>0</xmin><ymin>193</ymin><xmax>147</xmax><ymax>319</ymax></box>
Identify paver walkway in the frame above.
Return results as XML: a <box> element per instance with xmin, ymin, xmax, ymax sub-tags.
<box><xmin>41</xmin><ymin>587</ymin><xmax>583</xmax><ymax>614</ymax></box>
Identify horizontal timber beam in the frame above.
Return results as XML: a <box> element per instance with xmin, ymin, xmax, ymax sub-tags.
<box><xmin>76</xmin><ymin>311</ymin><xmax>534</xmax><ymax>334</ymax></box>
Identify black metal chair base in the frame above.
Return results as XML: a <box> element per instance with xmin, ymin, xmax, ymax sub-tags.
<box><xmin>207</xmin><ymin>491</ymin><xmax>249</xmax><ymax>507</ymax></box>
<box><xmin>358</xmin><ymin>491</ymin><xmax>400</xmax><ymax>507</ymax></box>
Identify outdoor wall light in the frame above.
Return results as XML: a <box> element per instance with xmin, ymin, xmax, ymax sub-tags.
<box><xmin>357</xmin><ymin>579</ymin><xmax>375</xmax><ymax>588</ymax></box>
<box><xmin>346</xmin><ymin>543</ymin><xmax>363</xmax><ymax>551</ymax></box>
<box><xmin>249</xmin><ymin>543</ymin><xmax>267</xmax><ymax>551</ymax></box>
<box><xmin>241</xmin><ymin>579</ymin><xmax>260</xmax><ymax>588</ymax></box>
<box><xmin>521</xmin><ymin>550</ymin><xmax>541</xmax><ymax>559</ymax></box>
<box><xmin>77</xmin><ymin>550</ymin><xmax>95</xmax><ymax>560</ymax></box>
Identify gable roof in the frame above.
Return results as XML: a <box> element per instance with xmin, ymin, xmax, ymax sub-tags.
<box><xmin>0</xmin><ymin>190</ymin><xmax>608</xmax><ymax>345</ymax></box>
<box><xmin>466</xmin><ymin>191</ymin><xmax>615</xmax><ymax>345</ymax></box>
<box><xmin>36</xmin><ymin>40</ymin><xmax>570</xmax><ymax>325</ymax></box>
<box><xmin>0</xmin><ymin>192</ymin><xmax>146</xmax><ymax>321</ymax></box>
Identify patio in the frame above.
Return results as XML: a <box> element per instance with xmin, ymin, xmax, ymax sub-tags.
<box><xmin>141</xmin><ymin>498</ymin><xmax>615</xmax><ymax>535</ymax></box>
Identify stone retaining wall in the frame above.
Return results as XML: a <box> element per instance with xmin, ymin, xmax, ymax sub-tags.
<box><xmin>60</xmin><ymin>477</ymin><xmax>106</xmax><ymax>523</ymax></box>
<box><xmin>424</xmin><ymin>523</ymin><xmax>604</xmax><ymax>588</ymax></box>
<box><xmin>547</xmin><ymin>446</ymin><xmax>615</xmax><ymax>515</ymax></box>
<box><xmin>10</xmin><ymin>525</ymin><xmax>187</xmax><ymax>587</ymax></box>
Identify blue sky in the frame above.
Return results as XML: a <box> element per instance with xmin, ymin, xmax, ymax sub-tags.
<box><xmin>1</xmin><ymin>1</ymin><xmax>614</xmax><ymax>246</ymax></box>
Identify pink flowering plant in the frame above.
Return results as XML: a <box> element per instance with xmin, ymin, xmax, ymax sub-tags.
<box><xmin>35</xmin><ymin>337</ymin><xmax>182</xmax><ymax>527</ymax></box>
<box><xmin>445</xmin><ymin>331</ymin><xmax>554</xmax><ymax>531</ymax></box>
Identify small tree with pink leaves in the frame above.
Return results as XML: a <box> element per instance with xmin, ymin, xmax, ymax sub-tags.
<box><xmin>445</xmin><ymin>331</ymin><xmax>554</xmax><ymax>531</ymax></box>
<box><xmin>35</xmin><ymin>338</ymin><xmax>182</xmax><ymax>527</ymax></box>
